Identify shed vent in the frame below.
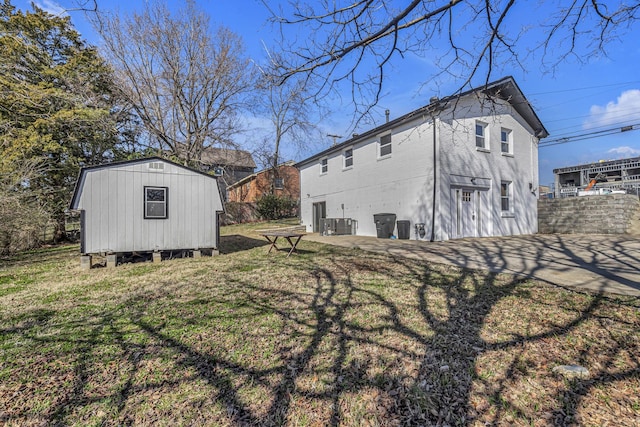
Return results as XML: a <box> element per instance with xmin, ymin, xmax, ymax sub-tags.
<box><xmin>149</xmin><ymin>162</ymin><xmax>164</xmax><ymax>171</ymax></box>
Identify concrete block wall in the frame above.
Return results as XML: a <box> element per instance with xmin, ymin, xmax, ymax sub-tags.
<box><xmin>538</xmin><ymin>194</ymin><xmax>640</xmax><ymax>235</ymax></box>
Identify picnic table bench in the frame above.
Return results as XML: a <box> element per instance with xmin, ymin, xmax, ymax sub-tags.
<box><xmin>258</xmin><ymin>228</ymin><xmax>306</xmax><ymax>257</ymax></box>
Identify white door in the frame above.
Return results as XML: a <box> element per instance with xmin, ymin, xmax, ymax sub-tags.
<box><xmin>455</xmin><ymin>188</ymin><xmax>478</xmax><ymax>238</ymax></box>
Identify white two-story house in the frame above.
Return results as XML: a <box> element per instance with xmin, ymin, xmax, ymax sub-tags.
<box><xmin>296</xmin><ymin>76</ymin><xmax>548</xmax><ymax>241</ymax></box>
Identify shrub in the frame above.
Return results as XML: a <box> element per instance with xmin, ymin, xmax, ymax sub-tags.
<box><xmin>0</xmin><ymin>189</ymin><xmax>52</xmax><ymax>255</ymax></box>
<box><xmin>256</xmin><ymin>194</ymin><xmax>297</xmax><ymax>220</ymax></box>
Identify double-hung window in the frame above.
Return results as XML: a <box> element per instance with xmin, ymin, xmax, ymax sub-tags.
<box><xmin>275</xmin><ymin>177</ymin><xmax>284</xmax><ymax>189</ymax></box>
<box><xmin>475</xmin><ymin>121</ymin><xmax>488</xmax><ymax>150</ymax></box>
<box><xmin>379</xmin><ymin>133</ymin><xmax>392</xmax><ymax>157</ymax></box>
<box><xmin>500</xmin><ymin>181</ymin><xmax>513</xmax><ymax>215</ymax></box>
<box><xmin>320</xmin><ymin>158</ymin><xmax>328</xmax><ymax>174</ymax></box>
<box><xmin>344</xmin><ymin>148</ymin><xmax>353</xmax><ymax>168</ymax></box>
<box><xmin>144</xmin><ymin>186</ymin><xmax>168</xmax><ymax>219</ymax></box>
<box><xmin>501</xmin><ymin>128</ymin><xmax>512</xmax><ymax>154</ymax></box>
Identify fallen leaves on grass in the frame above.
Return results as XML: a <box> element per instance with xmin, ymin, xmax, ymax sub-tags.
<box><xmin>0</xmin><ymin>231</ymin><xmax>638</xmax><ymax>426</ymax></box>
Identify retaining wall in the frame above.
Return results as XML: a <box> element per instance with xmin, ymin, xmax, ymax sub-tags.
<box><xmin>538</xmin><ymin>194</ymin><xmax>640</xmax><ymax>235</ymax></box>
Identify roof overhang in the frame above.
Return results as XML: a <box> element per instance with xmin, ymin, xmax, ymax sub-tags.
<box><xmin>296</xmin><ymin>76</ymin><xmax>548</xmax><ymax>168</ymax></box>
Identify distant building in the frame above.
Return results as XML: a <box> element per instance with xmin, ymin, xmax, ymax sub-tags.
<box><xmin>227</xmin><ymin>161</ymin><xmax>300</xmax><ymax>203</ymax></box>
<box><xmin>171</xmin><ymin>146</ymin><xmax>257</xmax><ymax>201</ymax></box>
<box><xmin>554</xmin><ymin>157</ymin><xmax>640</xmax><ymax>198</ymax></box>
<box><xmin>539</xmin><ymin>185</ymin><xmax>553</xmax><ymax>199</ymax></box>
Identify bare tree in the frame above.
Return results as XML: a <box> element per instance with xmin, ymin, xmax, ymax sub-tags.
<box><xmin>254</xmin><ymin>56</ymin><xmax>320</xmax><ymax>192</ymax></box>
<box><xmin>264</xmin><ymin>1</ymin><xmax>640</xmax><ymax>121</ymax></box>
<box><xmin>94</xmin><ymin>0</ymin><xmax>254</xmax><ymax>165</ymax></box>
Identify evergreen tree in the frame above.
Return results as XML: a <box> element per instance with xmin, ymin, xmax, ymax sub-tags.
<box><xmin>0</xmin><ymin>0</ymin><xmax>125</xmax><ymax>241</ymax></box>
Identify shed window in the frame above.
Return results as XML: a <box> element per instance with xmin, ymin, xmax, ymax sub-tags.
<box><xmin>144</xmin><ymin>186</ymin><xmax>168</xmax><ymax>219</ymax></box>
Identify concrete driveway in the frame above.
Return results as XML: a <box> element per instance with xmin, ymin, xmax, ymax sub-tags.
<box><xmin>305</xmin><ymin>233</ymin><xmax>640</xmax><ymax>297</ymax></box>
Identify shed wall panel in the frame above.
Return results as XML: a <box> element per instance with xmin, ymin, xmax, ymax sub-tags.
<box><xmin>75</xmin><ymin>159</ymin><xmax>222</xmax><ymax>253</ymax></box>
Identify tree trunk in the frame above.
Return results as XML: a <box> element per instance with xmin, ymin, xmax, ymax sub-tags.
<box><xmin>53</xmin><ymin>214</ymin><xmax>68</xmax><ymax>243</ymax></box>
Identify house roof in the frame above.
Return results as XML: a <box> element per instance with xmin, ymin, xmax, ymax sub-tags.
<box><xmin>69</xmin><ymin>156</ymin><xmax>219</xmax><ymax>210</ymax></box>
<box><xmin>227</xmin><ymin>161</ymin><xmax>296</xmax><ymax>190</ymax></box>
<box><xmin>198</xmin><ymin>147</ymin><xmax>257</xmax><ymax>169</ymax></box>
<box><xmin>295</xmin><ymin>76</ymin><xmax>548</xmax><ymax>168</ymax></box>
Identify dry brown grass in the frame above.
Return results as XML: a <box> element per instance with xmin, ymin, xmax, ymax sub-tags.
<box><xmin>0</xmin><ymin>223</ymin><xmax>639</xmax><ymax>426</ymax></box>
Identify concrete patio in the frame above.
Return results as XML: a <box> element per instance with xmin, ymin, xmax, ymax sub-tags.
<box><xmin>305</xmin><ymin>233</ymin><xmax>640</xmax><ymax>297</ymax></box>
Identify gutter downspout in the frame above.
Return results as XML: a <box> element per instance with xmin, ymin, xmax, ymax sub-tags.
<box><xmin>429</xmin><ymin>96</ymin><xmax>444</xmax><ymax>242</ymax></box>
<box><xmin>430</xmin><ymin>115</ymin><xmax>437</xmax><ymax>242</ymax></box>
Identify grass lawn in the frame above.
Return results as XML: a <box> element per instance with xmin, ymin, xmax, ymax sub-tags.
<box><xmin>1</xmin><ymin>221</ymin><xmax>639</xmax><ymax>426</ymax></box>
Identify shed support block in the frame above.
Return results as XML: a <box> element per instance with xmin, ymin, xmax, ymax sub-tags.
<box><xmin>193</xmin><ymin>250</ymin><xmax>202</xmax><ymax>258</ymax></box>
<box><xmin>106</xmin><ymin>254</ymin><xmax>117</xmax><ymax>268</ymax></box>
<box><xmin>212</xmin><ymin>249</ymin><xmax>220</xmax><ymax>256</ymax></box>
<box><xmin>80</xmin><ymin>255</ymin><xmax>92</xmax><ymax>270</ymax></box>
<box><xmin>153</xmin><ymin>252</ymin><xmax>161</xmax><ymax>263</ymax></box>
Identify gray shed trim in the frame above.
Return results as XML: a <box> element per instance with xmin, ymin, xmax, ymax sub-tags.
<box><xmin>69</xmin><ymin>157</ymin><xmax>225</xmax><ymax>254</ymax></box>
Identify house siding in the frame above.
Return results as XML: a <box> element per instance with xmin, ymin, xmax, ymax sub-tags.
<box><xmin>72</xmin><ymin>160</ymin><xmax>223</xmax><ymax>253</ymax></box>
<box><xmin>299</xmin><ymin>87</ymin><xmax>540</xmax><ymax>241</ymax></box>
<box><xmin>300</xmin><ymin>119</ymin><xmax>435</xmax><ymax>238</ymax></box>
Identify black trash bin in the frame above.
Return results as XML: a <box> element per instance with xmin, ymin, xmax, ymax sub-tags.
<box><xmin>396</xmin><ymin>220</ymin><xmax>411</xmax><ymax>239</ymax></box>
<box><xmin>373</xmin><ymin>213</ymin><xmax>396</xmax><ymax>238</ymax></box>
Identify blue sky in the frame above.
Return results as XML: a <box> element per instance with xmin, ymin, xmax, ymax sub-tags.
<box><xmin>12</xmin><ymin>0</ymin><xmax>640</xmax><ymax>186</ymax></box>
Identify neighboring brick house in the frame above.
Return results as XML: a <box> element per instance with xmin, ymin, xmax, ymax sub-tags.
<box><xmin>171</xmin><ymin>145</ymin><xmax>257</xmax><ymax>201</ymax></box>
<box><xmin>197</xmin><ymin>147</ymin><xmax>257</xmax><ymax>201</ymax></box>
<box><xmin>227</xmin><ymin>161</ymin><xmax>300</xmax><ymax>203</ymax></box>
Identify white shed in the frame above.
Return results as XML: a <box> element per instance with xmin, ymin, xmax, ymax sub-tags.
<box><xmin>69</xmin><ymin>157</ymin><xmax>224</xmax><ymax>261</ymax></box>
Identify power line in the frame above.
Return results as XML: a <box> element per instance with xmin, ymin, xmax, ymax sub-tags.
<box><xmin>529</xmin><ymin>80</ymin><xmax>640</xmax><ymax>96</ymax></box>
<box><xmin>540</xmin><ymin>123</ymin><xmax>640</xmax><ymax>147</ymax></box>
<box><xmin>543</xmin><ymin>107</ymin><xmax>640</xmax><ymax>125</ymax></box>
<box><xmin>549</xmin><ymin>115</ymin><xmax>640</xmax><ymax>137</ymax></box>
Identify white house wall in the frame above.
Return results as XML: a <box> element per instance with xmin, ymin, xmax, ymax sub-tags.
<box><xmin>438</xmin><ymin>96</ymin><xmax>539</xmax><ymax>239</ymax></box>
<box><xmin>75</xmin><ymin>161</ymin><xmax>222</xmax><ymax>253</ymax></box>
<box><xmin>300</xmin><ymin>118</ymin><xmax>437</xmax><ymax>238</ymax></box>
<box><xmin>299</xmin><ymin>94</ymin><xmax>540</xmax><ymax>240</ymax></box>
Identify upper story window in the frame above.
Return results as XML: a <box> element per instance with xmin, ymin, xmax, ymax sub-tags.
<box><xmin>344</xmin><ymin>148</ymin><xmax>353</xmax><ymax>168</ymax></box>
<box><xmin>274</xmin><ymin>177</ymin><xmax>284</xmax><ymax>189</ymax></box>
<box><xmin>320</xmin><ymin>158</ymin><xmax>328</xmax><ymax>174</ymax></box>
<box><xmin>144</xmin><ymin>186</ymin><xmax>168</xmax><ymax>219</ymax></box>
<box><xmin>500</xmin><ymin>181</ymin><xmax>513</xmax><ymax>215</ymax></box>
<box><xmin>379</xmin><ymin>133</ymin><xmax>392</xmax><ymax>157</ymax></box>
<box><xmin>475</xmin><ymin>121</ymin><xmax>488</xmax><ymax>150</ymax></box>
<box><xmin>501</xmin><ymin>128</ymin><xmax>512</xmax><ymax>154</ymax></box>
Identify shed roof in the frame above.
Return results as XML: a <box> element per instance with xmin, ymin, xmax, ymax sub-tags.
<box><xmin>69</xmin><ymin>156</ymin><xmax>220</xmax><ymax>210</ymax></box>
<box><xmin>296</xmin><ymin>76</ymin><xmax>548</xmax><ymax>168</ymax></box>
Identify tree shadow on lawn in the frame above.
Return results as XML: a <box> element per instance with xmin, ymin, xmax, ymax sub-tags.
<box><xmin>1</xmin><ymin>245</ymin><xmax>638</xmax><ymax>425</ymax></box>
<box><xmin>220</xmin><ymin>234</ymin><xmax>270</xmax><ymax>254</ymax></box>
<box><xmin>130</xmin><ymin>253</ymin><xmax>639</xmax><ymax>424</ymax></box>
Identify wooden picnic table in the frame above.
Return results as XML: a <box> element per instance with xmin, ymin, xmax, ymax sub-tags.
<box><xmin>259</xmin><ymin>230</ymin><xmax>306</xmax><ymax>257</ymax></box>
